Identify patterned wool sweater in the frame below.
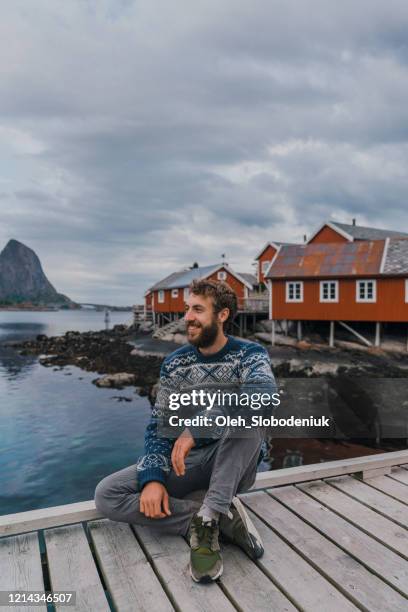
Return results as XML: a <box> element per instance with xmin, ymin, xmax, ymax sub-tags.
<box><xmin>136</xmin><ymin>335</ymin><xmax>277</xmax><ymax>488</ymax></box>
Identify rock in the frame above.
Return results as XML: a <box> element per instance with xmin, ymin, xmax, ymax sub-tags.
<box><xmin>254</xmin><ymin>332</ymin><xmax>271</xmax><ymax>344</ymax></box>
<box><xmin>93</xmin><ymin>372</ymin><xmax>136</xmax><ymax>388</ymax></box>
<box><xmin>297</xmin><ymin>340</ymin><xmax>312</xmax><ymax>350</ymax></box>
<box><xmin>161</xmin><ymin>333</ymin><xmax>175</xmax><ymax>342</ymax></box>
<box><xmin>173</xmin><ymin>333</ymin><xmax>187</xmax><ymax>344</ymax></box>
<box><xmin>259</xmin><ymin>319</ymin><xmax>272</xmax><ymax>333</ymax></box>
<box><xmin>174</xmin><ymin>320</ymin><xmax>187</xmax><ymax>333</ymax></box>
<box><xmin>138</xmin><ymin>321</ymin><xmax>154</xmax><ymax>333</ymax></box>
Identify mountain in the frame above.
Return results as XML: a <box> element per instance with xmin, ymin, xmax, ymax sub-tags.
<box><xmin>0</xmin><ymin>239</ymin><xmax>74</xmax><ymax>306</ymax></box>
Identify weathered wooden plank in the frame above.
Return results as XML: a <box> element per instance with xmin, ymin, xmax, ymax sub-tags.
<box><xmin>252</xmin><ymin>449</ymin><xmax>408</xmax><ymax>490</ymax></box>
<box><xmin>363</xmin><ymin>474</ymin><xmax>408</xmax><ymax>505</ymax></box>
<box><xmin>297</xmin><ymin>480</ymin><xmax>408</xmax><ymax>559</ymax></box>
<box><xmin>2</xmin><ymin>452</ymin><xmax>408</xmax><ymax>537</ymax></box>
<box><xmin>270</xmin><ymin>485</ymin><xmax>408</xmax><ymax>597</ymax></box>
<box><xmin>241</xmin><ymin>507</ymin><xmax>358</xmax><ymax>611</ymax></box>
<box><xmin>44</xmin><ymin>524</ymin><xmax>109</xmax><ymax>612</ymax></box>
<box><xmin>0</xmin><ymin>501</ymin><xmax>102</xmax><ymax>537</ymax></box>
<box><xmin>134</xmin><ymin>525</ymin><xmax>235</xmax><ymax>612</ymax></box>
<box><xmin>242</xmin><ymin>490</ymin><xmax>407</xmax><ymax>612</ymax></box>
<box><xmin>327</xmin><ymin>475</ymin><xmax>408</xmax><ymax>528</ymax></box>
<box><xmin>0</xmin><ymin>532</ymin><xmax>46</xmax><ymax>612</ymax></box>
<box><xmin>388</xmin><ymin>467</ymin><xmax>408</xmax><ymax>486</ymax></box>
<box><xmin>220</xmin><ymin>543</ymin><xmax>296</xmax><ymax>612</ymax></box>
<box><xmin>88</xmin><ymin>520</ymin><xmax>173</xmax><ymax>612</ymax></box>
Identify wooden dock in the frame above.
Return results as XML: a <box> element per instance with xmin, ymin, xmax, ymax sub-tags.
<box><xmin>1</xmin><ymin>450</ymin><xmax>408</xmax><ymax>612</ymax></box>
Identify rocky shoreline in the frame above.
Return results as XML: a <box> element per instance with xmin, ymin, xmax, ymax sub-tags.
<box><xmin>7</xmin><ymin>323</ymin><xmax>408</xmax><ymax>387</ymax></box>
<box><xmin>7</xmin><ymin>326</ymin><xmax>163</xmax><ymax>395</ymax></box>
<box><xmin>6</xmin><ymin>325</ymin><xmax>407</xmax><ymax>459</ymax></box>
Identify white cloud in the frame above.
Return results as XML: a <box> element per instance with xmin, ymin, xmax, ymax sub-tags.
<box><xmin>0</xmin><ymin>0</ymin><xmax>408</xmax><ymax>304</ymax></box>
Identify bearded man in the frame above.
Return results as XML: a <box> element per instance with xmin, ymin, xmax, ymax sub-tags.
<box><xmin>95</xmin><ymin>279</ymin><xmax>277</xmax><ymax>583</ymax></box>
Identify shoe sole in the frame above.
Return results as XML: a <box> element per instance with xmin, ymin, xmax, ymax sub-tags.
<box><xmin>231</xmin><ymin>496</ymin><xmax>264</xmax><ymax>559</ymax></box>
<box><xmin>190</xmin><ymin>561</ymin><xmax>223</xmax><ymax>583</ymax></box>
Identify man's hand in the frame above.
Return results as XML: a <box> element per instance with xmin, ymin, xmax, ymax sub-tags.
<box><xmin>171</xmin><ymin>428</ymin><xmax>195</xmax><ymax>476</ymax></box>
<box><xmin>140</xmin><ymin>482</ymin><xmax>171</xmax><ymax>518</ymax></box>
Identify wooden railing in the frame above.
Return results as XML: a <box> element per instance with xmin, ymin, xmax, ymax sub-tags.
<box><xmin>239</xmin><ymin>297</ymin><xmax>269</xmax><ymax>312</ymax></box>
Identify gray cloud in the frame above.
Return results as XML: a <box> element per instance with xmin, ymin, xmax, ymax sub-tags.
<box><xmin>0</xmin><ymin>0</ymin><xmax>408</xmax><ymax>304</ymax></box>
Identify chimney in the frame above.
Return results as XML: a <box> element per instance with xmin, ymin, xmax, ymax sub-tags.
<box><xmin>352</xmin><ymin>218</ymin><xmax>356</xmax><ymax>226</ymax></box>
<box><xmin>303</xmin><ymin>234</ymin><xmax>307</xmax><ymax>243</ymax></box>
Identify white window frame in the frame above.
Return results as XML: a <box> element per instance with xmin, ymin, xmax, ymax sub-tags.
<box><xmin>158</xmin><ymin>290</ymin><xmax>164</xmax><ymax>303</ymax></box>
<box><xmin>261</xmin><ymin>260</ymin><xmax>271</xmax><ymax>274</ymax></box>
<box><xmin>217</xmin><ymin>270</ymin><xmax>227</xmax><ymax>281</ymax></box>
<box><xmin>183</xmin><ymin>287</ymin><xmax>190</xmax><ymax>301</ymax></box>
<box><xmin>356</xmin><ymin>279</ymin><xmax>376</xmax><ymax>303</ymax></box>
<box><xmin>285</xmin><ymin>281</ymin><xmax>303</xmax><ymax>302</ymax></box>
<box><xmin>171</xmin><ymin>288</ymin><xmax>178</xmax><ymax>298</ymax></box>
<box><xmin>319</xmin><ymin>280</ymin><xmax>339</xmax><ymax>303</ymax></box>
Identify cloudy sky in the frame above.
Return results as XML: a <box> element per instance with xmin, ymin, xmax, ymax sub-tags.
<box><xmin>1</xmin><ymin>0</ymin><xmax>408</xmax><ymax>305</ymax></box>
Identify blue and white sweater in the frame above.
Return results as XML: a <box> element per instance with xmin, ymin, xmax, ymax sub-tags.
<box><xmin>136</xmin><ymin>336</ymin><xmax>277</xmax><ymax>488</ymax></box>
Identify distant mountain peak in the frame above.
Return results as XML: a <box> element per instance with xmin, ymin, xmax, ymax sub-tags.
<box><xmin>0</xmin><ymin>239</ymin><xmax>74</xmax><ymax>306</ymax></box>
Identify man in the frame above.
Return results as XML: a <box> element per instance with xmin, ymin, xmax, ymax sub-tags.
<box><xmin>95</xmin><ymin>279</ymin><xmax>277</xmax><ymax>583</ymax></box>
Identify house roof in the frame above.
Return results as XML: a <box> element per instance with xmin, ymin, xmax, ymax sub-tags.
<box><xmin>266</xmin><ymin>240</ymin><xmax>385</xmax><ymax>279</ymax></box>
<box><xmin>331</xmin><ymin>221</ymin><xmax>408</xmax><ymax>241</ymax></box>
<box><xmin>255</xmin><ymin>241</ymin><xmax>297</xmax><ymax>260</ymax></box>
<box><xmin>238</xmin><ymin>272</ymin><xmax>258</xmax><ymax>286</ymax></box>
<box><xmin>383</xmin><ymin>238</ymin><xmax>408</xmax><ymax>274</ymax></box>
<box><xmin>149</xmin><ymin>264</ymin><xmax>254</xmax><ymax>291</ymax></box>
<box><xmin>308</xmin><ymin>220</ymin><xmax>408</xmax><ymax>244</ymax></box>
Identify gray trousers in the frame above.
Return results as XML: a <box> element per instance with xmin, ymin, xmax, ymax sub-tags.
<box><xmin>94</xmin><ymin>427</ymin><xmax>264</xmax><ymax>537</ymax></box>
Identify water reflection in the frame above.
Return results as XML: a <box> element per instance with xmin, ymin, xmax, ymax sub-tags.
<box><xmin>0</xmin><ymin>321</ymin><xmax>48</xmax><ymax>342</ymax></box>
<box><xmin>0</xmin><ymin>347</ymin><xmax>38</xmax><ymax>380</ymax></box>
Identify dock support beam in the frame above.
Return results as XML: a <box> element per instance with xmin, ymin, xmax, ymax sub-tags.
<box><xmin>271</xmin><ymin>320</ymin><xmax>275</xmax><ymax>346</ymax></box>
<box><xmin>338</xmin><ymin>321</ymin><xmax>372</xmax><ymax>347</ymax></box>
<box><xmin>297</xmin><ymin>320</ymin><xmax>302</xmax><ymax>341</ymax></box>
<box><xmin>375</xmin><ymin>322</ymin><xmax>381</xmax><ymax>347</ymax></box>
<box><xmin>329</xmin><ymin>321</ymin><xmax>334</xmax><ymax>347</ymax></box>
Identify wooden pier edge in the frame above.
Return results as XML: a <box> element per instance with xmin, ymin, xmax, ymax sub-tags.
<box><xmin>0</xmin><ymin>449</ymin><xmax>407</xmax><ymax>538</ymax></box>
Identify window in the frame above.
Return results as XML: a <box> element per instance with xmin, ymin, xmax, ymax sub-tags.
<box><xmin>217</xmin><ymin>270</ymin><xmax>227</xmax><ymax>280</ymax></box>
<box><xmin>286</xmin><ymin>281</ymin><xmax>303</xmax><ymax>302</ymax></box>
<box><xmin>320</xmin><ymin>280</ymin><xmax>339</xmax><ymax>302</ymax></box>
<box><xmin>171</xmin><ymin>288</ymin><xmax>178</xmax><ymax>298</ymax></box>
<box><xmin>261</xmin><ymin>260</ymin><xmax>271</xmax><ymax>274</ymax></box>
<box><xmin>356</xmin><ymin>280</ymin><xmax>376</xmax><ymax>303</ymax></box>
<box><xmin>158</xmin><ymin>290</ymin><xmax>164</xmax><ymax>303</ymax></box>
<box><xmin>184</xmin><ymin>287</ymin><xmax>190</xmax><ymax>301</ymax></box>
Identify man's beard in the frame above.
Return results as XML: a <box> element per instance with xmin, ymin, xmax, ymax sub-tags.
<box><xmin>186</xmin><ymin>317</ymin><xmax>219</xmax><ymax>348</ymax></box>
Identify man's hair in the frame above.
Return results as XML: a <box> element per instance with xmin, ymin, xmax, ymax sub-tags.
<box><xmin>189</xmin><ymin>279</ymin><xmax>238</xmax><ymax>324</ymax></box>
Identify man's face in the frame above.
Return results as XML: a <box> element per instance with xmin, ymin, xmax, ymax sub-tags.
<box><xmin>184</xmin><ymin>293</ymin><xmax>227</xmax><ymax>348</ymax></box>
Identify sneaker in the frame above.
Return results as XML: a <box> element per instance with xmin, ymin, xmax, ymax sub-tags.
<box><xmin>219</xmin><ymin>496</ymin><xmax>264</xmax><ymax>559</ymax></box>
<box><xmin>188</xmin><ymin>515</ymin><xmax>223</xmax><ymax>583</ymax></box>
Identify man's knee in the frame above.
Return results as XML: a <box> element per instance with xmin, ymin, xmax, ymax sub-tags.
<box><xmin>94</xmin><ymin>474</ymin><xmax>118</xmax><ymax>516</ymax></box>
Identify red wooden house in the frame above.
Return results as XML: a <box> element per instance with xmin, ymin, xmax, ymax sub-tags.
<box><xmin>255</xmin><ymin>242</ymin><xmax>296</xmax><ymax>284</ymax></box>
<box><xmin>264</xmin><ymin>221</ymin><xmax>408</xmax><ymax>346</ymax></box>
<box><xmin>145</xmin><ymin>263</ymin><xmax>257</xmax><ymax>326</ymax></box>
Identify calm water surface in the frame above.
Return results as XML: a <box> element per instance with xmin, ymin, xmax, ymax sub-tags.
<box><xmin>0</xmin><ymin>310</ymin><xmax>151</xmax><ymax>516</ymax></box>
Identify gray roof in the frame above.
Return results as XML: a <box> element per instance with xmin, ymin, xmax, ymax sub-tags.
<box><xmin>332</xmin><ymin>221</ymin><xmax>408</xmax><ymax>241</ymax></box>
<box><xmin>149</xmin><ymin>264</ymin><xmax>220</xmax><ymax>291</ymax></box>
<box><xmin>238</xmin><ymin>272</ymin><xmax>258</xmax><ymax>286</ymax></box>
<box><xmin>148</xmin><ymin>264</ymin><xmax>256</xmax><ymax>291</ymax></box>
<box><xmin>383</xmin><ymin>238</ymin><xmax>408</xmax><ymax>274</ymax></box>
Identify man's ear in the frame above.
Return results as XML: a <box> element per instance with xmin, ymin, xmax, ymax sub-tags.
<box><xmin>218</xmin><ymin>308</ymin><xmax>230</xmax><ymax>324</ymax></box>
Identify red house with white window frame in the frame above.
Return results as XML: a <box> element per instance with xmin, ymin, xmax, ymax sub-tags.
<box><xmin>255</xmin><ymin>241</ymin><xmax>297</xmax><ymax>284</ymax></box>
<box><xmin>145</xmin><ymin>263</ymin><xmax>256</xmax><ymax>326</ymax></box>
<box><xmin>264</xmin><ymin>233</ymin><xmax>408</xmax><ymax>347</ymax></box>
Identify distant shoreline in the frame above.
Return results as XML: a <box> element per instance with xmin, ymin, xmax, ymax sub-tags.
<box><xmin>0</xmin><ymin>306</ymin><xmax>133</xmax><ymax>312</ymax></box>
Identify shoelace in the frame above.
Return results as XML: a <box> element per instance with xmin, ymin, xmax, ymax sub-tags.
<box><xmin>192</xmin><ymin>520</ymin><xmax>217</xmax><ymax>551</ymax></box>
